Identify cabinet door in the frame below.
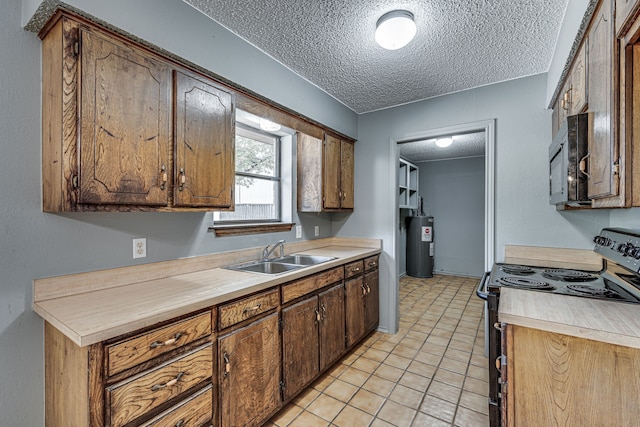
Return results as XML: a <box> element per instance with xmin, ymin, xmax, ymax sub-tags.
<box><xmin>570</xmin><ymin>43</ymin><xmax>587</xmax><ymax>115</ymax></box>
<box><xmin>345</xmin><ymin>277</ymin><xmax>366</xmax><ymax>348</ymax></box>
<box><xmin>282</xmin><ymin>297</ymin><xmax>320</xmax><ymax>401</ymax></box>
<box><xmin>319</xmin><ymin>284</ymin><xmax>346</xmax><ymax>371</ymax></box>
<box><xmin>340</xmin><ymin>140</ymin><xmax>355</xmax><ymax>209</ymax></box>
<box><xmin>588</xmin><ymin>0</ymin><xmax>618</xmax><ymax>199</ymax></box>
<box><xmin>174</xmin><ymin>70</ymin><xmax>235</xmax><ymax>208</ymax></box>
<box><xmin>219</xmin><ymin>313</ymin><xmax>281</xmax><ymax>427</ymax></box>
<box><xmin>364</xmin><ymin>270</ymin><xmax>379</xmax><ymax>333</ymax></box>
<box><xmin>79</xmin><ymin>28</ymin><xmax>171</xmax><ymax>206</ymax></box>
<box><xmin>323</xmin><ymin>134</ymin><xmax>342</xmax><ymax>209</ymax></box>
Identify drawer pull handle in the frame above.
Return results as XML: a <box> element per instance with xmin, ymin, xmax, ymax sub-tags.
<box><xmin>368</xmin><ymin>261</ymin><xmax>377</xmax><ymax>267</ymax></box>
<box><xmin>223</xmin><ymin>352</ymin><xmax>230</xmax><ymax>378</ymax></box>
<box><xmin>243</xmin><ymin>303</ymin><xmax>262</xmax><ymax>314</ymax></box>
<box><xmin>365</xmin><ymin>284</ymin><xmax>371</xmax><ymax>294</ymax></box>
<box><xmin>315</xmin><ymin>308</ymin><xmax>321</xmax><ymax>323</ymax></box>
<box><xmin>351</xmin><ymin>267</ymin><xmax>361</xmax><ymax>273</ymax></box>
<box><xmin>150</xmin><ymin>332</ymin><xmax>184</xmax><ymax>349</ymax></box>
<box><xmin>175</xmin><ymin>420</ymin><xmax>185</xmax><ymax>427</ymax></box>
<box><xmin>151</xmin><ymin>372</ymin><xmax>184</xmax><ymax>391</ymax></box>
<box><xmin>321</xmin><ymin>303</ymin><xmax>327</xmax><ymax>320</ymax></box>
<box><xmin>361</xmin><ymin>284</ymin><xmax>367</xmax><ymax>297</ymax></box>
<box><xmin>493</xmin><ymin>322</ymin><xmax>502</xmax><ymax>332</ymax></box>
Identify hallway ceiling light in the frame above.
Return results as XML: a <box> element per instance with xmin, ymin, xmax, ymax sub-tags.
<box><xmin>435</xmin><ymin>137</ymin><xmax>453</xmax><ymax>148</ymax></box>
<box><xmin>375</xmin><ymin>10</ymin><xmax>416</xmax><ymax>50</ymax></box>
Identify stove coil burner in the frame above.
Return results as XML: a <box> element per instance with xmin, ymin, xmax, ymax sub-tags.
<box><xmin>498</xmin><ymin>277</ymin><xmax>555</xmax><ymax>290</ymax></box>
<box><xmin>542</xmin><ymin>269</ymin><xmax>597</xmax><ymax>282</ymax></box>
<box><xmin>500</xmin><ymin>264</ymin><xmax>535</xmax><ymax>275</ymax></box>
<box><xmin>566</xmin><ymin>285</ymin><xmax>622</xmax><ymax>299</ymax></box>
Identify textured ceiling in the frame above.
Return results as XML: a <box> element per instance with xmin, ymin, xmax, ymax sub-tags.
<box><xmin>398</xmin><ymin>132</ymin><xmax>485</xmax><ymax>162</ymax></box>
<box><xmin>184</xmin><ymin>0</ymin><xmax>569</xmax><ymax>114</ymax></box>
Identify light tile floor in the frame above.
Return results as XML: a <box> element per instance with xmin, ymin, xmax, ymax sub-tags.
<box><xmin>266</xmin><ymin>274</ymin><xmax>489</xmax><ymax>427</ymax></box>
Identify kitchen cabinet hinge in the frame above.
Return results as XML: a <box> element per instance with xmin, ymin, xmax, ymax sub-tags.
<box><xmin>73</xmin><ymin>41</ymin><xmax>79</xmax><ymax>56</ymax></box>
<box><xmin>279</xmin><ymin>380</ymin><xmax>285</xmax><ymax>401</ymax></box>
<box><xmin>71</xmin><ymin>174</ymin><xmax>78</xmax><ymax>189</ymax></box>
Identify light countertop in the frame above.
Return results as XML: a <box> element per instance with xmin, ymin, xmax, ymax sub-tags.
<box><xmin>499</xmin><ymin>288</ymin><xmax>640</xmax><ymax>349</ymax></box>
<box><xmin>33</xmin><ymin>239</ymin><xmax>381</xmax><ymax>347</ymax></box>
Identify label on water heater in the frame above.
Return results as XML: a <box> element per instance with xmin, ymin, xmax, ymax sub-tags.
<box><xmin>429</xmin><ymin>242</ymin><xmax>435</xmax><ymax>256</ymax></box>
<box><xmin>421</xmin><ymin>226</ymin><xmax>433</xmax><ymax>242</ymax></box>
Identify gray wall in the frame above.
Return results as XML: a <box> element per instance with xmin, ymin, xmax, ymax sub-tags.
<box><xmin>333</xmin><ymin>73</ymin><xmax>610</xmax><ymax>341</ymax></box>
<box><xmin>418</xmin><ymin>157</ymin><xmax>485</xmax><ymax>277</ymax></box>
<box><xmin>3</xmin><ymin>0</ymin><xmax>356</xmax><ymax>424</ymax></box>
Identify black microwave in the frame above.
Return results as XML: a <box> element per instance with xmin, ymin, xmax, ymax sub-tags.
<box><xmin>549</xmin><ymin>113</ymin><xmax>590</xmax><ymax>206</ymax></box>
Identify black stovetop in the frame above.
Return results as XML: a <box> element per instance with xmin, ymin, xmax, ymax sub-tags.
<box><xmin>488</xmin><ymin>263</ymin><xmax>640</xmax><ymax>304</ymax></box>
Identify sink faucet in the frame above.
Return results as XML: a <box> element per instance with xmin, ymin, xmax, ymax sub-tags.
<box><xmin>263</xmin><ymin>239</ymin><xmax>285</xmax><ymax>261</ymax></box>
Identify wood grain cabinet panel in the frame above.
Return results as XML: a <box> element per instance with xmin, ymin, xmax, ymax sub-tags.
<box><xmin>588</xmin><ymin>0</ymin><xmax>618</xmax><ymax>200</ymax></box>
<box><xmin>218</xmin><ymin>288</ymin><xmax>279</xmax><ymax>329</ymax></box>
<box><xmin>107</xmin><ymin>343</ymin><xmax>213</xmax><ymax>427</ymax></box>
<box><xmin>282</xmin><ymin>297</ymin><xmax>320</xmax><ymax>400</ymax></box>
<box><xmin>297</xmin><ymin>132</ymin><xmax>356</xmax><ymax>212</ymax></box>
<box><xmin>569</xmin><ymin>43</ymin><xmax>588</xmax><ymax>115</ymax></box>
<box><xmin>344</xmin><ymin>260</ymin><xmax>364</xmax><ymax>279</ymax></box>
<box><xmin>364</xmin><ymin>269</ymin><xmax>380</xmax><ymax>333</ymax></box>
<box><xmin>78</xmin><ymin>27</ymin><xmax>172</xmax><ymax>206</ymax></box>
<box><xmin>174</xmin><ymin>70</ymin><xmax>235</xmax><ymax>208</ymax></box>
<box><xmin>140</xmin><ymin>384</ymin><xmax>213</xmax><ymax>427</ymax></box>
<box><xmin>345</xmin><ymin>276</ymin><xmax>366</xmax><ymax>348</ymax></box>
<box><xmin>504</xmin><ymin>324</ymin><xmax>640</xmax><ymax>426</ymax></box>
<box><xmin>281</xmin><ymin>266</ymin><xmax>344</xmax><ymax>303</ymax></box>
<box><xmin>106</xmin><ymin>311</ymin><xmax>212</xmax><ymax>376</ymax></box>
<box><xmin>219</xmin><ymin>313</ymin><xmax>281</xmax><ymax>427</ymax></box>
<box><xmin>318</xmin><ymin>284</ymin><xmax>346</xmax><ymax>371</ymax></box>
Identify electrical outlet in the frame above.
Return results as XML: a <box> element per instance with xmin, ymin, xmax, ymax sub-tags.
<box><xmin>295</xmin><ymin>225</ymin><xmax>302</xmax><ymax>239</ymax></box>
<box><xmin>133</xmin><ymin>238</ymin><xmax>147</xmax><ymax>259</ymax></box>
<box><xmin>314</xmin><ymin>225</ymin><xmax>319</xmax><ymax>237</ymax></box>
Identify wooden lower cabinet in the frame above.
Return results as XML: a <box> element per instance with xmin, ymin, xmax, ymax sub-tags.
<box><xmin>218</xmin><ymin>313</ymin><xmax>281</xmax><ymax>427</ymax></box>
<box><xmin>282</xmin><ymin>284</ymin><xmax>346</xmax><ymax>400</ymax></box>
<box><xmin>43</xmin><ymin>255</ymin><xmax>380</xmax><ymax>427</ymax></box>
<box><xmin>364</xmin><ymin>270</ymin><xmax>379</xmax><ymax>333</ymax></box>
<box><xmin>345</xmin><ymin>276</ymin><xmax>366</xmax><ymax>347</ymax></box>
<box><xmin>503</xmin><ymin>324</ymin><xmax>640</xmax><ymax>426</ymax></box>
<box><xmin>346</xmin><ymin>266</ymin><xmax>379</xmax><ymax>348</ymax></box>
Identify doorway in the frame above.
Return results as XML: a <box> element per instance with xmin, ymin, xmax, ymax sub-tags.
<box><xmin>387</xmin><ymin>119</ymin><xmax>495</xmax><ymax>333</ymax></box>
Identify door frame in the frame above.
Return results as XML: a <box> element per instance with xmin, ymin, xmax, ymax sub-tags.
<box><xmin>387</xmin><ymin>119</ymin><xmax>495</xmax><ymax>333</ymax></box>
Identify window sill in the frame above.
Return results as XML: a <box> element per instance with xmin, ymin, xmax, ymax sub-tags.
<box><xmin>210</xmin><ymin>222</ymin><xmax>294</xmax><ymax>237</ymax></box>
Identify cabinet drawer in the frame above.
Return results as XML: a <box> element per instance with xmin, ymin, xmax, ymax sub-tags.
<box><xmin>282</xmin><ymin>266</ymin><xmax>344</xmax><ymax>303</ymax></box>
<box><xmin>140</xmin><ymin>384</ymin><xmax>213</xmax><ymax>427</ymax></box>
<box><xmin>364</xmin><ymin>255</ymin><xmax>379</xmax><ymax>272</ymax></box>
<box><xmin>107</xmin><ymin>343</ymin><xmax>213</xmax><ymax>427</ymax></box>
<box><xmin>219</xmin><ymin>288</ymin><xmax>279</xmax><ymax>329</ymax></box>
<box><xmin>344</xmin><ymin>260</ymin><xmax>364</xmax><ymax>279</ymax></box>
<box><xmin>107</xmin><ymin>311</ymin><xmax>212</xmax><ymax>376</ymax></box>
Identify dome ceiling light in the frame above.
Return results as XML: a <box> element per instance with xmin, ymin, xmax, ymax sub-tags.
<box><xmin>375</xmin><ymin>10</ymin><xmax>417</xmax><ymax>50</ymax></box>
<box><xmin>435</xmin><ymin>137</ymin><xmax>453</xmax><ymax>148</ymax></box>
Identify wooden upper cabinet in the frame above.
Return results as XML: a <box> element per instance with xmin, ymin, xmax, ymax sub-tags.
<box><xmin>78</xmin><ymin>28</ymin><xmax>172</xmax><ymax>206</ymax></box>
<box><xmin>570</xmin><ymin>43</ymin><xmax>588</xmax><ymax>115</ymax></box>
<box><xmin>587</xmin><ymin>0</ymin><xmax>618</xmax><ymax>200</ymax></box>
<box><xmin>174</xmin><ymin>70</ymin><xmax>235</xmax><ymax>208</ymax></box>
<box><xmin>297</xmin><ymin>132</ymin><xmax>355</xmax><ymax>212</ymax></box>
<box><xmin>41</xmin><ymin>14</ymin><xmax>235</xmax><ymax>212</ymax></box>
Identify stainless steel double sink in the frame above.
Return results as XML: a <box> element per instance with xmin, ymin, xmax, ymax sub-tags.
<box><xmin>226</xmin><ymin>254</ymin><xmax>336</xmax><ymax>275</ymax></box>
